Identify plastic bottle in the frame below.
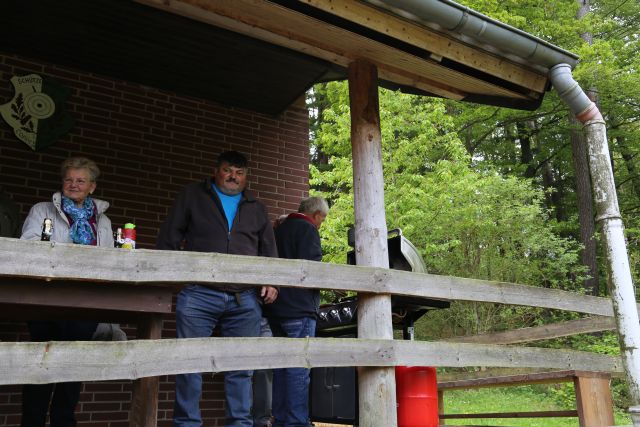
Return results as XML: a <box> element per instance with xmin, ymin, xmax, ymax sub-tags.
<box><xmin>41</xmin><ymin>218</ymin><xmax>53</xmax><ymax>241</ymax></box>
<box><xmin>114</xmin><ymin>227</ymin><xmax>124</xmax><ymax>248</ymax></box>
<box><xmin>122</xmin><ymin>223</ymin><xmax>136</xmax><ymax>249</ymax></box>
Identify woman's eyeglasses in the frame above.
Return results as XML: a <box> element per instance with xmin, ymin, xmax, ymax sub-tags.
<box><xmin>63</xmin><ymin>178</ymin><xmax>91</xmax><ymax>186</ymax></box>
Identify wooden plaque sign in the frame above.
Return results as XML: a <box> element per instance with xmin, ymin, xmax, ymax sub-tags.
<box><xmin>0</xmin><ymin>74</ymin><xmax>74</xmax><ymax>151</ymax></box>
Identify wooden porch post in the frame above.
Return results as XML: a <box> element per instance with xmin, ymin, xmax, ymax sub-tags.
<box><xmin>129</xmin><ymin>313</ymin><xmax>163</xmax><ymax>427</ymax></box>
<box><xmin>348</xmin><ymin>59</ymin><xmax>397</xmax><ymax>427</ymax></box>
<box><xmin>574</xmin><ymin>373</ymin><xmax>615</xmax><ymax>427</ymax></box>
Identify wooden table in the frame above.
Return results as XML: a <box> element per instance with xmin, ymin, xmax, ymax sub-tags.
<box><xmin>0</xmin><ymin>277</ymin><xmax>173</xmax><ymax>427</ymax></box>
<box><xmin>438</xmin><ymin>369</ymin><xmax>615</xmax><ymax>427</ymax></box>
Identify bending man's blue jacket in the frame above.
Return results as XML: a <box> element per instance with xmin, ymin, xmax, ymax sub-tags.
<box><xmin>265</xmin><ymin>213</ymin><xmax>322</xmax><ymax>320</ymax></box>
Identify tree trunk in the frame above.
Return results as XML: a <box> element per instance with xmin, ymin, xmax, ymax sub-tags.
<box><xmin>571</xmin><ymin>116</ymin><xmax>599</xmax><ymax>295</ymax></box>
<box><xmin>572</xmin><ymin>0</ymin><xmax>600</xmax><ymax>295</ymax></box>
<box><xmin>518</xmin><ymin>121</ymin><xmax>536</xmax><ymax>179</ymax></box>
<box><xmin>540</xmin><ymin>157</ymin><xmax>566</xmax><ymax>222</ymax></box>
<box><xmin>618</xmin><ymin>135</ymin><xmax>640</xmax><ymax>201</ymax></box>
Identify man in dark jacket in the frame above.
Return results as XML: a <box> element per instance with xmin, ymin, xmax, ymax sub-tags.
<box><xmin>265</xmin><ymin>196</ymin><xmax>328</xmax><ymax>427</ymax></box>
<box><xmin>157</xmin><ymin>151</ymin><xmax>278</xmax><ymax>427</ymax></box>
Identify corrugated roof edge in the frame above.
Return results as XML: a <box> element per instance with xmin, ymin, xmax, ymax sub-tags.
<box><xmin>365</xmin><ymin>0</ymin><xmax>579</xmax><ymax>70</ymax></box>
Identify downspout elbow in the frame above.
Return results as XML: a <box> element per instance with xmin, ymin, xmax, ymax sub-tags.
<box><xmin>549</xmin><ymin>64</ymin><xmax>602</xmax><ymax>123</ymax></box>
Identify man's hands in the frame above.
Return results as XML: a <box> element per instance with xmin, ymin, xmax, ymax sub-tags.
<box><xmin>260</xmin><ymin>286</ymin><xmax>278</xmax><ymax>304</ymax></box>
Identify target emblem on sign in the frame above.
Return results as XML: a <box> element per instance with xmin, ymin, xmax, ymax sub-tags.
<box><xmin>24</xmin><ymin>92</ymin><xmax>56</xmax><ymax>120</ymax></box>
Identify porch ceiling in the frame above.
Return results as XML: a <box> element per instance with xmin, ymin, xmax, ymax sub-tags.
<box><xmin>0</xmin><ymin>0</ymin><xmax>339</xmax><ymax>115</ymax></box>
<box><xmin>0</xmin><ymin>0</ymin><xmax>572</xmax><ymax>114</ymax></box>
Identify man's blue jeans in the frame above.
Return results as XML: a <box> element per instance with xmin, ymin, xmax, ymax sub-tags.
<box><xmin>269</xmin><ymin>317</ymin><xmax>316</xmax><ymax>427</ymax></box>
<box><xmin>174</xmin><ymin>285</ymin><xmax>261</xmax><ymax>427</ymax></box>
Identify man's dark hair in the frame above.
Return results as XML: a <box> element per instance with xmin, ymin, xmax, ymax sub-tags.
<box><xmin>216</xmin><ymin>151</ymin><xmax>248</xmax><ymax>168</ymax></box>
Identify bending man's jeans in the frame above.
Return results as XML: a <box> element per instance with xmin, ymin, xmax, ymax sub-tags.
<box><xmin>268</xmin><ymin>317</ymin><xmax>316</xmax><ymax>427</ymax></box>
<box><xmin>174</xmin><ymin>285</ymin><xmax>261</xmax><ymax>427</ymax></box>
<box><xmin>253</xmin><ymin>317</ymin><xmax>273</xmax><ymax>426</ymax></box>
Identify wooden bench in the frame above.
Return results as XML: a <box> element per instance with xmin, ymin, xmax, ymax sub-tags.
<box><xmin>0</xmin><ymin>278</ymin><xmax>174</xmax><ymax>427</ymax></box>
<box><xmin>437</xmin><ymin>370</ymin><xmax>615</xmax><ymax>427</ymax></box>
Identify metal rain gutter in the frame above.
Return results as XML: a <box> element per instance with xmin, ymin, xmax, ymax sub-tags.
<box><xmin>364</xmin><ymin>0</ymin><xmax>579</xmax><ymax>69</ymax></box>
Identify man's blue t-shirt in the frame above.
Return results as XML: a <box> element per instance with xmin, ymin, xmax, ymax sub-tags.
<box><xmin>213</xmin><ymin>184</ymin><xmax>242</xmax><ymax>231</ymax></box>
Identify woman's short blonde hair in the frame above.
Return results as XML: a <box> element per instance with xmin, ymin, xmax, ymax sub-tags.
<box><xmin>60</xmin><ymin>157</ymin><xmax>101</xmax><ymax>182</ymax></box>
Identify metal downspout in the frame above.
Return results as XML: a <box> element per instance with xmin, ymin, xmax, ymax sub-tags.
<box><xmin>550</xmin><ymin>63</ymin><xmax>640</xmax><ymax>424</ymax></box>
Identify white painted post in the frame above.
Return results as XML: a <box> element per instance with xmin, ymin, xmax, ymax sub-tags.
<box><xmin>550</xmin><ymin>64</ymin><xmax>640</xmax><ymax>426</ymax></box>
<box><xmin>585</xmin><ymin>119</ymin><xmax>640</xmax><ymax>426</ymax></box>
<box><xmin>347</xmin><ymin>59</ymin><xmax>397</xmax><ymax>427</ymax></box>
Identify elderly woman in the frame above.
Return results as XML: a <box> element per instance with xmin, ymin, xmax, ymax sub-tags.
<box><xmin>20</xmin><ymin>156</ymin><xmax>114</xmax><ymax>427</ymax></box>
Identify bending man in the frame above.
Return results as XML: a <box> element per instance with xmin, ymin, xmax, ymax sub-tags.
<box><xmin>265</xmin><ymin>196</ymin><xmax>328</xmax><ymax>427</ymax></box>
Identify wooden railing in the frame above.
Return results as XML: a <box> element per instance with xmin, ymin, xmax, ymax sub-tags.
<box><xmin>0</xmin><ymin>236</ymin><xmax>625</xmax><ymax>387</ymax></box>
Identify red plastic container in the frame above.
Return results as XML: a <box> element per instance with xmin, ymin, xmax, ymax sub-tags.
<box><xmin>395</xmin><ymin>366</ymin><xmax>439</xmax><ymax>427</ymax></box>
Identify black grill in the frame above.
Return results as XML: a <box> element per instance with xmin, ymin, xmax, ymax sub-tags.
<box><xmin>310</xmin><ymin>229</ymin><xmax>449</xmax><ymax>424</ymax></box>
<box><xmin>316</xmin><ymin>295</ymin><xmax>449</xmax><ymax>339</ymax></box>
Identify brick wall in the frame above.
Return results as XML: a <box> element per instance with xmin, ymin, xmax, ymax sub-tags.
<box><xmin>0</xmin><ymin>52</ymin><xmax>310</xmax><ymax>426</ymax></box>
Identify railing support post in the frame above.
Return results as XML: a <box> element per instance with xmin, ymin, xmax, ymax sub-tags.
<box><xmin>348</xmin><ymin>58</ymin><xmax>397</xmax><ymax>427</ymax></box>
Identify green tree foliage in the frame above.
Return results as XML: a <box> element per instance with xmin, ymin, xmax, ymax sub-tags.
<box><xmin>309</xmin><ymin>0</ymin><xmax>639</xmax><ymax>337</ymax></box>
<box><xmin>310</xmin><ymin>82</ymin><xmax>586</xmax><ymax>336</ymax></box>
<box><xmin>450</xmin><ymin>0</ymin><xmax>640</xmax><ymax>291</ymax></box>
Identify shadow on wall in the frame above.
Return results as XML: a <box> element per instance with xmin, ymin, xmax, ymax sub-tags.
<box><xmin>0</xmin><ymin>190</ymin><xmax>20</xmax><ymax>238</ymax></box>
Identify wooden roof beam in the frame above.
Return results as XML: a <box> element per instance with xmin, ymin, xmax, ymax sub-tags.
<box><xmin>300</xmin><ymin>0</ymin><xmax>548</xmax><ymax>93</ymax></box>
<box><xmin>135</xmin><ymin>0</ymin><xmax>538</xmax><ymax>102</ymax></box>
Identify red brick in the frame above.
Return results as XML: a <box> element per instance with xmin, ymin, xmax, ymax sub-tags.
<box><xmin>122</xmin><ymin>92</ymin><xmax>156</xmax><ymax>106</ymax></box>
<box><xmin>143</xmin><ymin>118</ymin><xmax>167</xmax><ymax>129</ymax></box>
<box><xmin>253</xmin><ymin>169</ymin><xmax>279</xmax><ymax>180</ymax></box>
<box><xmin>120</xmin><ymin>106</ymin><xmax>154</xmax><ymax>119</ymax></box>
<box><xmin>90</xmin><ymin>392</ymin><xmax>131</xmax><ymax>401</ymax></box>
<box><xmin>80</xmin><ymin>401</ymin><xmax>122</xmax><ymax>412</ymax></box>
<box><xmin>281</xmin><ymin>168</ymin><xmax>310</xmax><ymax>178</ymax></box>
<box><xmin>197</xmin><ymin>102</ymin><xmax>228</xmax><ymax>116</ymax></box>
<box><xmin>256</xmin><ymin>177</ymin><xmax>284</xmax><ymax>188</ymax></box>
<box><xmin>86</xmin><ymin>85</ymin><xmax>121</xmax><ymax>98</ymax></box>
<box><xmin>278</xmin><ymin>201</ymin><xmax>301</xmax><ymax>211</ymax></box>
<box><xmin>119</xmin><ymin>99</ymin><xmax>147</xmax><ymax>110</ymax></box>
<box><xmin>166</xmin><ymin>123</ymin><xmax>197</xmax><ymax>136</ymax></box>
<box><xmin>170</xmin><ymin>96</ymin><xmax>200</xmax><ymax>110</ymax></box>
<box><xmin>146</xmin><ymin>91</ymin><xmax>169</xmax><ymax>102</ymax></box>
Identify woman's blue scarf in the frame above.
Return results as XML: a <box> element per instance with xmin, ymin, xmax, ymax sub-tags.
<box><xmin>61</xmin><ymin>196</ymin><xmax>96</xmax><ymax>245</ymax></box>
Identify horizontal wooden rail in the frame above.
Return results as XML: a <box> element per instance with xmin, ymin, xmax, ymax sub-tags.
<box><xmin>447</xmin><ymin>316</ymin><xmax>616</xmax><ymax>344</ymax></box>
<box><xmin>438</xmin><ymin>367</ymin><xmax>626</xmax><ymax>382</ymax></box>
<box><xmin>0</xmin><ymin>238</ymin><xmax>617</xmax><ymax>316</ymax></box>
<box><xmin>0</xmin><ymin>337</ymin><xmax>622</xmax><ymax>385</ymax></box>
<box><xmin>438</xmin><ymin>370</ymin><xmax>611</xmax><ymax>390</ymax></box>
<box><xmin>440</xmin><ymin>410</ymin><xmax>578</xmax><ymax>419</ymax></box>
